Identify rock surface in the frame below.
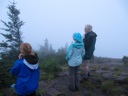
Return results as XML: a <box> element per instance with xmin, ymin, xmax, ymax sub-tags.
<box><xmin>38</xmin><ymin>57</ymin><xmax>128</xmax><ymax>96</ymax></box>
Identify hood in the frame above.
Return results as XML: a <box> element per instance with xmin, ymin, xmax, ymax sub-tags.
<box><xmin>23</xmin><ymin>53</ymin><xmax>39</xmax><ymax>70</ymax></box>
<box><xmin>72</xmin><ymin>42</ymin><xmax>84</xmax><ymax>49</ymax></box>
<box><xmin>73</xmin><ymin>33</ymin><xmax>82</xmax><ymax>43</ymax></box>
<box><xmin>86</xmin><ymin>31</ymin><xmax>97</xmax><ymax>38</ymax></box>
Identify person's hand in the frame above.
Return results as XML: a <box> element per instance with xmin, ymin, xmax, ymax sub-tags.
<box><xmin>18</xmin><ymin>53</ymin><xmax>23</xmax><ymax>59</ymax></box>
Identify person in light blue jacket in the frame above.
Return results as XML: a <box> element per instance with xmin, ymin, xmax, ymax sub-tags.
<box><xmin>10</xmin><ymin>43</ymin><xmax>40</xmax><ymax>96</ymax></box>
<box><xmin>66</xmin><ymin>32</ymin><xmax>85</xmax><ymax>91</ymax></box>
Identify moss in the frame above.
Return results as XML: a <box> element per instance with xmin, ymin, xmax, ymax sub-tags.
<box><xmin>83</xmin><ymin>81</ymin><xmax>95</xmax><ymax>90</ymax></box>
<box><xmin>37</xmin><ymin>89</ymin><xmax>46</xmax><ymax>96</ymax></box>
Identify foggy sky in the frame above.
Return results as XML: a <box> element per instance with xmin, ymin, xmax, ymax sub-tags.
<box><xmin>0</xmin><ymin>0</ymin><xmax>128</xmax><ymax>58</ymax></box>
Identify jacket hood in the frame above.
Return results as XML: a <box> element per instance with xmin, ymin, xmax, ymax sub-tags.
<box><xmin>23</xmin><ymin>53</ymin><xmax>39</xmax><ymax>70</ymax></box>
<box><xmin>86</xmin><ymin>31</ymin><xmax>97</xmax><ymax>38</ymax></box>
<box><xmin>72</xmin><ymin>42</ymin><xmax>84</xmax><ymax>49</ymax></box>
<box><xmin>73</xmin><ymin>33</ymin><xmax>82</xmax><ymax>43</ymax></box>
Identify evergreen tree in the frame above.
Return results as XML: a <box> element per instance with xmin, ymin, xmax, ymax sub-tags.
<box><xmin>38</xmin><ymin>39</ymin><xmax>56</xmax><ymax>58</ymax></box>
<box><xmin>0</xmin><ymin>1</ymin><xmax>24</xmax><ymax>60</ymax></box>
<box><xmin>57</xmin><ymin>43</ymin><xmax>68</xmax><ymax>56</ymax></box>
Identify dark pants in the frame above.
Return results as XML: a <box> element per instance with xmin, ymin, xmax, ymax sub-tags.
<box><xmin>18</xmin><ymin>92</ymin><xmax>36</xmax><ymax>96</ymax></box>
<box><xmin>69</xmin><ymin>66</ymin><xmax>80</xmax><ymax>90</ymax></box>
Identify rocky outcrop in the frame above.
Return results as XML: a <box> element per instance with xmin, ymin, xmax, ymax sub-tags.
<box><xmin>38</xmin><ymin>57</ymin><xmax>128</xmax><ymax>96</ymax></box>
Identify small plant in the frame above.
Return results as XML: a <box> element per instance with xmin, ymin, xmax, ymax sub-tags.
<box><xmin>124</xmin><ymin>63</ymin><xmax>128</xmax><ymax>66</ymax></box>
<box><xmin>40</xmin><ymin>74</ymin><xmax>48</xmax><ymax>80</ymax></box>
<box><xmin>61</xmin><ymin>65</ymin><xmax>68</xmax><ymax>71</ymax></box>
<box><xmin>114</xmin><ymin>70</ymin><xmax>121</xmax><ymax>76</ymax></box>
<box><xmin>91</xmin><ymin>65</ymin><xmax>100</xmax><ymax>70</ymax></box>
<box><xmin>122</xmin><ymin>56</ymin><xmax>128</xmax><ymax>64</ymax></box>
<box><xmin>93</xmin><ymin>74</ymin><xmax>103</xmax><ymax>78</ymax></box>
<box><xmin>111</xmin><ymin>87</ymin><xmax>122</xmax><ymax>96</ymax></box>
<box><xmin>114</xmin><ymin>67</ymin><xmax>120</xmax><ymax>71</ymax></box>
<box><xmin>114</xmin><ymin>67</ymin><xmax>121</xmax><ymax>76</ymax></box>
<box><xmin>40</xmin><ymin>57</ymin><xmax>62</xmax><ymax>80</ymax></box>
<box><xmin>101</xmin><ymin>80</ymin><xmax>122</xmax><ymax>96</ymax></box>
<box><xmin>0</xmin><ymin>60</ymin><xmax>16</xmax><ymax>90</ymax></box>
<box><xmin>102</xmin><ymin>67</ymin><xmax>109</xmax><ymax>70</ymax></box>
<box><xmin>42</xmin><ymin>58</ymin><xmax>61</xmax><ymax>73</ymax></box>
<box><xmin>86</xmin><ymin>92</ymin><xmax>93</xmax><ymax>96</ymax></box>
<box><xmin>101</xmin><ymin>80</ymin><xmax>114</xmax><ymax>92</ymax></box>
<box><xmin>83</xmin><ymin>81</ymin><xmax>95</xmax><ymax>90</ymax></box>
<box><xmin>37</xmin><ymin>89</ymin><xmax>46</xmax><ymax>96</ymax></box>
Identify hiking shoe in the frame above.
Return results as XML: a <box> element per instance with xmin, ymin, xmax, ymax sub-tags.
<box><xmin>10</xmin><ymin>84</ymin><xmax>15</xmax><ymax>88</ymax></box>
<box><xmin>75</xmin><ymin>86</ymin><xmax>79</xmax><ymax>91</ymax></box>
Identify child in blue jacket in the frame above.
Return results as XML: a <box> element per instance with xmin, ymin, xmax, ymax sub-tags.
<box><xmin>10</xmin><ymin>43</ymin><xmax>40</xmax><ymax>96</ymax></box>
<box><xmin>66</xmin><ymin>33</ymin><xmax>85</xmax><ymax>91</ymax></box>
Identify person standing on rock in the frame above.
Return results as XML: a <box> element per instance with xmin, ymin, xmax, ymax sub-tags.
<box><xmin>10</xmin><ymin>43</ymin><xmax>40</xmax><ymax>96</ymax></box>
<box><xmin>66</xmin><ymin>32</ymin><xmax>85</xmax><ymax>91</ymax></box>
<box><xmin>82</xmin><ymin>24</ymin><xmax>97</xmax><ymax>79</ymax></box>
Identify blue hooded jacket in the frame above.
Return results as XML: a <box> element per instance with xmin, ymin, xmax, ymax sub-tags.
<box><xmin>66</xmin><ymin>33</ymin><xmax>85</xmax><ymax>66</ymax></box>
<box><xmin>11</xmin><ymin>53</ymin><xmax>40</xmax><ymax>96</ymax></box>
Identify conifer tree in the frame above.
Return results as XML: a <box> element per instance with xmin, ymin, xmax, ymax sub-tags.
<box><xmin>0</xmin><ymin>1</ymin><xmax>24</xmax><ymax>60</ymax></box>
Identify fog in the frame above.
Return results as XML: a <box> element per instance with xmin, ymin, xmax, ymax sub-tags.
<box><xmin>0</xmin><ymin>0</ymin><xmax>128</xmax><ymax>58</ymax></box>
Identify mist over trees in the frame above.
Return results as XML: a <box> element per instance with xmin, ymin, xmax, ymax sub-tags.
<box><xmin>38</xmin><ymin>38</ymin><xmax>68</xmax><ymax>58</ymax></box>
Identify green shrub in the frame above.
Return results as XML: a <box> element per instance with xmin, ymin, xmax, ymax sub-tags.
<box><xmin>86</xmin><ymin>92</ymin><xmax>93</xmax><ymax>96</ymax></box>
<box><xmin>101</xmin><ymin>80</ymin><xmax>122</xmax><ymax>96</ymax></box>
<box><xmin>83</xmin><ymin>81</ymin><xmax>95</xmax><ymax>90</ymax></box>
<box><xmin>101</xmin><ymin>80</ymin><xmax>114</xmax><ymax>91</ymax></box>
<box><xmin>111</xmin><ymin>87</ymin><xmax>122</xmax><ymax>96</ymax></box>
<box><xmin>37</xmin><ymin>89</ymin><xmax>46</xmax><ymax>96</ymax></box>
<box><xmin>40</xmin><ymin>57</ymin><xmax>62</xmax><ymax>80</ymax></box>
<box><xmin>0</xmin><ymin>60</ymin><xmax>16</xmax><ymax>91</ymax></box>
<box><xmin>114</xmin><ymin>67</ymin><xmax>121</xmax><ymax>76</ymax></box>
<box><xmin>122</xmin><ymin>56</ymin><xmax>128</xmax><ymax>64</ymax></box>
<box><xmin>124</xmin><ymin>63</ymin><xmax>128</xmax><ymax>66</ymax></box>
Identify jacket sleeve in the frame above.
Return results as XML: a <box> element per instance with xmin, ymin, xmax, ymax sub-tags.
<box><xmin>66</xmin><ymin>44</ymin><xmax>73</xmax><ymax>61</ymax></box>
<box><xmin>10</xmin><ymin>60</ymin><xmax>21</xmax><ymax>76</ymax></box>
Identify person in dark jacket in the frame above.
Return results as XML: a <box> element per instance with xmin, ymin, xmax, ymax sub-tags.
<box><xmin>82</xmin><ymin>24</ymin><xmax>97</xmax><ymax>79</ymax></box>
<box><xmin>10</xmin><ymin>43</ymin><xmax>40</xmax><ymax>96</ymax></box>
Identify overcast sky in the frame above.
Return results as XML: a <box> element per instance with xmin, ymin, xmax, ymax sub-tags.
<box><xmin>0</xmin><ymin>0</ymin><xmax>128</xmax><ymax>58</ymax></box>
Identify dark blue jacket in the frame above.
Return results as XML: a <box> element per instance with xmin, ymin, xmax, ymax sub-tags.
<box><xmin>11</xmin><ymin>53</ymin><xmax>40</xmax><ymax>96</ymax></box>
<box><xmin>83</xmin><ymin>31</ymin><xmax>97</xmax><ymax>60</ymax></box>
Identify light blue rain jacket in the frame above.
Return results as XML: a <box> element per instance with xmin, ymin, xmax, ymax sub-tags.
<box><xmin>66</xmin><ymin>33</ymin><xmax>85</xmax><ymax>66</ymax></box>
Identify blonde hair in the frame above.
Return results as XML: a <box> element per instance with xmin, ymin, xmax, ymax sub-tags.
<box><xmin>20</xmin><ymin>43</ymin><xmax>32</xmax><ymax>55</ymax></box>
